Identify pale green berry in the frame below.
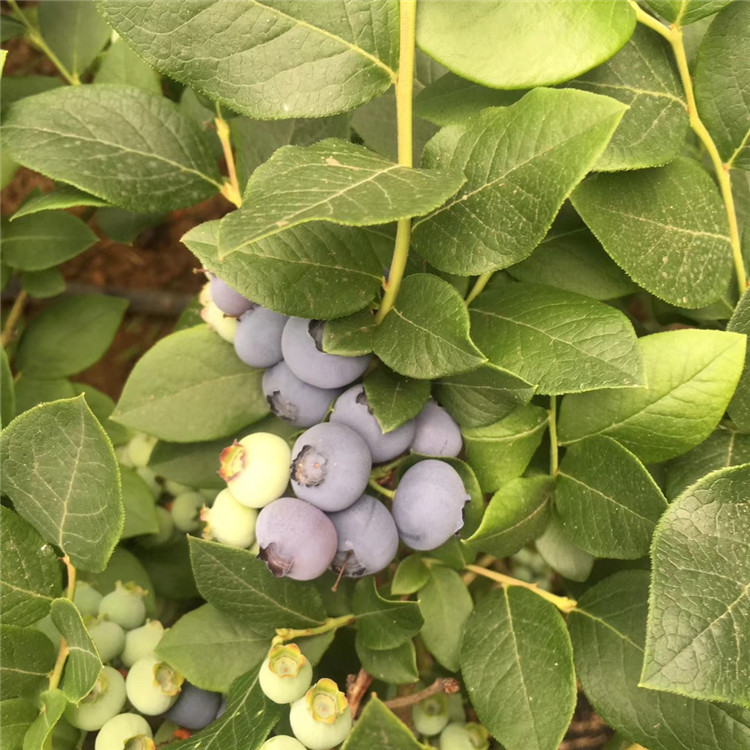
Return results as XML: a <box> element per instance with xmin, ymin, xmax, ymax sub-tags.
<box><xmin>201</xmin><ymin>301</ymin><xmax>238</xmax><ymax>343</ymax></box>
<box><xmin>170</xmin><ymin>492</ymin><xmax>205</xmax><ymax>533</ymax></box>
<box><xmin>87</xmin><ymin>618</ymin><xmax>126</xmax><ymax>663</ymax></box>
<box><xmin>219</xmin><ymin>433</ymin><xmax>291</xmax><ymax>509</ymax></box>
<box><xmin>117</xmin><ymin>444</ymin><xmax>135</xmax><ymax>469</ymax></box>
<box><xmin>34</xmin><ymin>613</ymin><xmax>62</xmax><ymax>648</ymax></box>
<box><xmin>446</xmin><ymin>691</ymin><xmax>465</xmax><ymax>722</ymax></box>
<box><xmin>413</xmin><ymin>693</ymin><xmax>450</xmax><ymax>736</ymax></box>
<box><xmin>126</xmin><ymin>654</ymin><xmax>184</xmax><ymax>716</ymax></box>
<box><xmin>164</xmin><ymin>479</ymin><xmax>193</xmax><ymax>497</ymax></box>
<box><xmin>95</xmin><ymin>713</ymin><xmax>154</xmax><ymax>750</ymax></box>
<box><xmin>439</xmin><ymin>722</ymin><xmax>490</xmax><ymax>750</ymax></box>
<box><xmin>137</xmin><ymin>506</ymin><xmax>175</xmax><ymax>548</ymax></box>
<box><xmin>121</xmin><ymin>620</ymin><xmax>166</xmax><ymax>668</ymax></box>
<box><xmin>202</xmin><ymin>489</ymin><xmax>257</xmax><ymax>548</ymax></box>
<box><xmin>127</xmin><ymin>434</ymin><xmax>157</xmax><ymax>469</ymax></box>
<box><xmin>136</xmin><ymin>466</ymin><xmax>161</xmax><ymax>499</ymax></box>
<box><xmin>289</xmin><ymin>678</ymin><xmax>352</xmax><ymax>750</ymax></box>
<box><xmin>75</xmin><ymin>581</ymin><xmax>104</xmax><ymax>618</ymax></box>
<box><xmin>259</xmin><ymin>643</ymin><xmax>312</xmax><ymax>704</ymax></box>
<box><xmin>261</xmin><ymin>737</ymin><xmax>307</xmax><ymax>750</ymax></box>
<box><xmin>98</xmin><ymin>582</ymin><xmax>147</xmax><ymax>630</ymax></box>
<box><xmin>65</xmin><ymin>666</ymin><xmax>127</xmax><ymax>731</ymax></box>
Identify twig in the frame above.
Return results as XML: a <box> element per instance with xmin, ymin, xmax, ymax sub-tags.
<box><xmin>383</xmin><ymin>677</ymin><xmax>460</xmax><ymax>710</ymax></box>
<box><xmin>465</xmin><ymin>271</ymin><xmax>494</xmax><ymax>305</ymax></box>
<box><xmin>461</xmin><ymin>553</ymin><xmax>495</xmax><ymax>585</ymax></box>
<box><xmin>368</xmin><ymin>477</ymin><xmax>395</xmax><ymax>500</ymax></box>
<box><xmin>346</xmin><ymin>669</ymin><xmax>374</xmax><ymax>717</ymax></box>
<box><xmin>1</xmin><ymin>290</ymin><xmax>28</xmax><ymax>348</ymax></box>
<box><xmin>215</xmin><ymin>114</ymin><xmax>242</xmax><ymax>208</ymax></box>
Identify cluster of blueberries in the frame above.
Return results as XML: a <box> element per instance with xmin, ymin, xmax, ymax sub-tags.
<box><xmin>201</xmin><ymin>276</ymin><xmax>472</xmax><ymax>581</ymax></box>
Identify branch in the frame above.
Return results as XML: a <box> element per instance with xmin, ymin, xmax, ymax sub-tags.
<box><xmin>383</xmin><ymin>677</ymin><xmax>460</xmax><ymax>710</ymax></box>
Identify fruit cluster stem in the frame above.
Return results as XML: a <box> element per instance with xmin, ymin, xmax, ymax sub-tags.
<box><xmin>382</xmin><ymin>677</ymin><xmax>460</xmax><ymax>710</ymax></box>
<box><xmin>1</xmin><ymin>289</ymin><xmax>28</xmax><ymax>348</ymax></box>
<box><xmin>549</xmin><ymin>395</ymin><xmax>559</xmax><ymax>476</ymax></box>
<box><xmin>629</xmin><ymin>0</ymin><xmax>747</xmax><ymax>297</ymax></box>
<box><xmin>465</xmin><ymin>271</ymin><xmax>494</xmax><ymax>305</ymax></box>
<box><xmin>215</xmin><ymin>114</ymin><xmax>243</xmax><ymax>208</ymax></box>
<box><xmin>374</xmin><ymin>0</ymin><xmax>417</xmax><ymax>324</ymax></box>
<box><xmin>368</xmin><ymin>477</ymin><xmax>395</xmax><ymax>499</ymax></box>
<box><xmin>48</xmin><ymin>557</ymin><xmax>77</xmax><ymax>691</ymax></box>
<box><xmin>273</xmin><ymin>614</ymin><xmax>355</xmax><ymax>645</ymax></box>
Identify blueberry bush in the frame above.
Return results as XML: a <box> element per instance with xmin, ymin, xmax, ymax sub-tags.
<box><xmin>1</xmin><ymin>1</ymin><xmax>749</xmax><ymax>749</ymax></box>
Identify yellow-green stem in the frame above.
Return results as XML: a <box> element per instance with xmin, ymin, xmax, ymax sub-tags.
<box><xmin>215</xmin><ymin>115</ymin><xmax>242</xmax><ymax>208</ymax></box>
<box><xmin>465</xmin><ymin>271</ymin><xmax>494</xmax><ymax>306</ymax></box>
<box><xmin>368</xmin><ymin>477</ymin><xmax>395</xmax><ymax>499</ymax></box>
<box><xmin>549</xmin><ymin>395</ymin><xmax>559</xmax><ymax>476</ymax></box>
<box><xmin>48</xmin><ymin>557</ymin><xmax>77</xmax><ymax>691</ymax></box>
<box><xmin>64</xmin><ymin>556</ymin><xmax>77</xmax><ymax>602</ymax></box>
<box><xmin>1</xmin><ymin>289</ymin><xmax>28</xmax><ymax>348</ymax></box>
<box><xmin>273</xmin><ymin>614</ymin><xmax>355</xmax><ymax>645</ymax></box>
<box><xmin>464</xmin><ymin>564</ymin><xmax>577</xmax><ymax>613</ymax></box>
<box><xmin>374</xmin><ymin>0</ymin><xmax>417</xmax><ymax>324</ymax></box>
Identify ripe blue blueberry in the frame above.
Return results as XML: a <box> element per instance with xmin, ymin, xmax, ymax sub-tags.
<box><xmin>411</xmin><ymin>401</ymin><xmax>463</xmax><ymax>457</ymax></box>
<box><xmin>327</xmin><ymin>494</ymin><xmax>399</xmax><ymax>578</ymax></box>
<box><xmin>256</xmin><ymin>497</ymin><xmax>337</xmax><ymax>580</ymax></box>
<box><xmin>209</xmin><ymin>275</ymin><xmax>253</xmax><ymax>317</ymax></box>
<box><xmin>281</xmin><ymin>317</ymin><xmax>370</xmax><ymax>389</ymax></box>
<box><xmin>95</xmin><ymin>713</ymin><xmax>153</xmax><ymax>750</ymax></box>
<box><xmin>126</xmin><ymin>654</ymin><xmax>184</xmax><ymax>715</ymax></box>
<box><xmin>330</xmin><ymin>385</ymin><xmax>415</xmax><ymax>463</ymax></box>
<box><xmin>258</xmin><ymin>643</ymin><xmax>313</xmax><ymax>704</ymax></box>
<box><xmin>289</xmin><ymin>678</ymin><xmax>352</xmax><ymax>750</ymax></box>
<box><xmin>166</xmin><ymin>682</ymin><xmax>223</xmax><ymax>730</ymax></box>
<box><xmin>290</xmin><ymin>423</ymin><xmax>372</xmax><ymax>512</ymax></box>
<box><xmin>65</xmin><ymin>666</ymin><xmax>127</xmax><ymax>731</ymax></box>
<box><xmin>413</xmin><ymin>693</ymin><xmax>450</xmax><ymax>736</ymax></box>
<box><xmin>98</xmin><ymin>581</ymin><xmax>147</xmax><ymax>630</ymax></box>
<box><xmin>234</xmin><ymin>305</ymin><xmax>288</xmax><ymax>368</ymax></box>
<box><xmin>263</xmin><ymin>361</ymin><xmax>341</xmax><ymax>428</ymax></box>
<box><xmin>392</xmin><ymin>460</ymin><xmax>470</xmax><ymax>551</ymax></box>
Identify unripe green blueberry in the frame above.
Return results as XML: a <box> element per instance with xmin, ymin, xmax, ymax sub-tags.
<box><xmin>121</xmin><ymin>620</ymin><xmax>166</xmax><ymax>668</ymax></box>
<box><xmin>127</xmin><ymin>433</ymin><xmax>157</xmax><ymax>469</ymax></box>
<box><xmin>219</xmin><ymin>433</ymin><xmax>291</xmax><ymax>509</ymax></box>
<box><xmin>95</xmin><ymin>713</ymin><xmax>154</xmax><ymax>750</ymax></box>
<box><xmin>136</xmin><ymin>466</ymin><xmax>161</xmax><ymax>499</ymax></box>
<box><xmin>289</xmin><ymin>678</ymin><xmax>352</xmax><ymax>750</ymax></box>
<box><xmin>201</xmin><ymin>301</ymin><xmax>238</xmax><ymax>343</ymax></box>
<box><xmin>261</xmin><ymin>737</ymin><xmax>307</xmax><ymax>750</ymax></box>
<box><xmin>202</xmin><ymin>489</ymin><xmax>257</xmax><ymax>548</ymax></box>
<box><xmin>87</xmin><ymin>618</ymin><xmax>126</xmax><ymax>663</ymax></box>
<box><xmin>170</xmin><ymin>492</ymin><xmax>205</xmax><ymax>533</ymax></box>
<box><xmin>98</xmin><ymin>582</ymin><xmax>147</xmax><ymax>630</ymax></box>
<box><xmin>65</xmin><ymin>666</ymin><xmax>127</xmax><ymax>731</ymax></box>
<box><xmin>137</xmin><ymin>506</ymin><xmax>175</xmax><ymax>548</ymax></box>
<box><xmin>34</xmin><ymin>613</ymin><xmax>62</xmax><ymax>648</ymax></box>
<box><xmin>439</xmin><ymin>722</ymin><xmax>490</xmax><ymax>750</ymax></box>
<box><xmin>164</xmin><ymin>479</ymin><xmax>193</xmax><ymax>497</ymax></box>
<box><xmin>413</xmin><ymin>693</ymin><xmax>450</xmax><ymax>737</ymax></box>
<box><xmin>117</xmin><ymin>444</ymin><xmax>135</xmax><ymax>469</ymax></box>
<box><xmin>259</xmin><ymin>643</ymin><xmax>312</xmax><ymax>704</ymax></box>
<box><xmin>75</xmin><ymin>581</ymin><xmax>104</xmax><ymax>618</ymax></box>
<box><xmin>446</xmin><ymin>691</ymin><xmax>465</xmax><ymax>722</ymax></box>
<box><xmin>126</xmin><ymin>655</ymin><xmax>184</xmax><ymax>716</ymax></box>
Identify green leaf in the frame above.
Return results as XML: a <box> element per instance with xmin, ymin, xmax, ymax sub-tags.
<box><xmin>728</xmin><ymin>289</ymin><xmax>750</xmax><ymax>431</ymax></box>
<box><xmin>0</xmin><ymin>699</ymin><xmax>38</xmax><ymax>750</ymax></box>
<box><xmin>535</xmin><ymin>511</ymin><xmax>595</xmax><ymax>582</ymax></box>
<box><xmin>184</xmin><ymin>220</ymin><xmax>388</xmax><ymax>320</ymax></box>
<box><xmin>138</xmin><ymin>536</ymin><xmax>199</xmax><ymax>601</ymax></box>
<box><xmin>15</xmin><ymin>295</ymin><xmax>127</xmax><ymax>379</ymax></box>
<box><xmin>0</xmin><ymin>396</ymin><xmax>124</xmax><ymax>572</ymax></box>
<box><xmin>0</xmin><ymin>507</ymin><xmax>62</xmax><ymax>627</ymax></box>
<box><xmin>12</xmin><ymin>186</ymin><xmax>108</xmax><ymax>220</ymax></box>
<box><xmin>1</xmin><ymin>212</ymin><xmax>97</xmax><ymax>271</ymax></box>
<box><xmin>569</xmin><ymin>570</ymin><xmax>750</xmax><ymax>750</ymax></box>
<box><xmin>412</xmin><ymin>88</ymin><xmax>627</xmax><ymax>275</ymax></box>
<box><xmin>507</xmin><ymin>223</ymin><xmax>638</xmax><ymax>301</ymax></box>
<box><xmin>3</xmin><ymin>85</ymin><xmax>221</xmax><ymax>213</ymax></box>
<box><xmin>353</xmin><ymin>578</ymin><xmax>423</xmax><ymax>650</ymax></box>
<box><xmin>354</xmin><ymin>637</ymin><xmax>419</xmax><ymax>685</ymax></box>
<box><xmin>21</xmin><ymin>269</ymin><xmax>65</xmax><ymax>300</ymax></box>
<box><xmin>156</xmin><ymin>604</ymin><xmax>268</xmax><ymax>693</ymax></box>
<box><xmin>188</xmin><ymin>538</ymin><xmax>326</xmax><ymax>636</ymax></box>
<box><xmin>342</xmin><ymin>696</ymin><xmax>424</xmax><ymax>750</ymax></box>
<box><xmin>38</xmin><ymin>0</ymin><xmax>110</xmax><ymax>76</ymax></box>
<box><xmin>464</xmin><ymin>476</ymin><xmax>553</xmax><ymax>559</ymax></box>
<box><xmin>434</xmin><ymin>363</ymin><xmax>534</xmax><ymax>430</ymax></box>
<box><xmin>95</xmin><ymin>208</ymin><xmax>165</xmax><ymax>245</ymax></box>
<box><xmin>0</xmin><ymin>16</ymin><xmax>26</xmax><ymax>43</ymax></box>
<box><xmin>470</xmin><ymin>282</ymin><xmax>642</xmax><ymax>395</ymax></box>
<box><xmin>556</xmin><ymin>436</ymin><xmax>668</xmax><ymax>559</ymax></box>
<box><xmin>166</xmin><ymin>668</ymin><xmax>282</xmax><ymax>750</ymax></box>
<box><xmin>112</xmin><ymin>326</ymin><xmax>268</xmax><ymax>442</ymax></box>
<box><xmin>0</xmin><ymin>625</ymin><xmax>56</xmax><ymax>698</ymax></box>
<box><xmin>22</xmin><ymin>689</ymin><xmax>67</xmax><ymax>750</ymax></box>
<box><xmin>13</xmin><ymin>377</ymin><xmax>77</xmax><ymax>416</ymax></box>
<box><xmin>323</xmin><ymin>308</ymin><xmax>376</xmax><ymax>356</ymax></box>
<box><xmin>644</xmin><ymin>0</ymin><xmax>733</xmax><ymax>25</ymax></box>
<box><xmin>1</xmin><ymin>347</ymin><xmax>15</xmax><ymax>427</ymax></box>
<box><xmin>93</xmin><ymin>39</ymin><xmax>162</xmax><ymax>95</ymax></box>
<box><xmin>571</xmin><ymin>159</ymin><xmax>733</xmax><ymax>307</ymax></box>
<box><xmin>391</xmin><ymin>555</ymin><xmax>431</xmax><ymax>596</ymax></box>
<box><xmin>373</xmin><ymin>274</ymin><xmax>485</xmax><ymax>379</ymax></box>
<box><xmin>642</xmin><ymin>464</ymin><xmax>750</xmax><ymax>707</ymax></box>
<box><xmin>569</xmin><ymin>26</ymin><xmax>688</xmax><ymax>171</ymax></box>
<box><xmin>416</xmin><ymin>0</ymin><xmax>635</xmax><ymax>89</ymax></box>
<box><xmin>119</xmin><ymin>468</ymin><xmax>159</xmax><ymax>540</ymax></box>
<box><xmin>558</xmin><ymin>329</ymin><xmax>747</xmax><ymax>463</ymax></box>
<box><xmin>218</xmin><ymin>140</ymin><xmax>463</xmax><ymax>258</ymax></box>
<box><xmin>99</xmin><ymin>0</ymin><xmax>399</xmax><ymax>119</ymax></box>
<box><xmin>49</xmin><ymin>599</ymin><xmax>101</xmax><ymax>704</ymax></box>
<box><xmin>363</xmin><ymin>367</ymin><xmax>430</xmax><ymax>432</ymax></box>
<box><xmin>461</xmin><ymin>587</ymin><xmax>576</xmax><ymax>750</ymax></box>
<box><xmin>72</xmin><ymin>383</ymin><xmax>130</xmax><ymax>446</ymax></box>
<box><xmin>665</xmin><ymin>423</ymin><xmax>750</xmax><ymax>500</ymax></box>
<box><xmin>0</xmin><ymin>76</ymin><xmax>63</xmax><ymax>113</ymax></box>
<box><xmin>418</xmin><ymin>565</ymin><xmax>473</xmax><ymax>671</ymax></box>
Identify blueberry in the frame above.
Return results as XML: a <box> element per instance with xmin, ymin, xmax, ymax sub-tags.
<box><xmin>262</xmin><ymin>361</ymin><xmax>341</xmax><ymax>428</ymax></box>
<box><xmin>411</xmin><ymin>401</ymin><xmax>463</xmax><ymax>457</ymax></box>
<box><xmin>74</xmin><ymin>581</ymin><xmax>103</xmax><ymax>618</ymax></box>
<box><xmin>170</xmin><ymin>491</ymin><xmax>205</xmax><ymax>533</ymax></box>
<box><xmin>290</xmin><ymin>423</ymin><xmax>372</xmax><ymax>512</ymax></box>
<box><xmin>234</xmin><ymin>305</ymin><xmax>288</xmax><ymax>368</ymax></box>
<box><xmin>164</xmin><ymin>479</ymin><xmax>192</xmax><ymax>496</ymax></box>
<box><xmin>121</xmin><ymin>620</ymin><xmax>165</xmax><ymax>668</ymax></box>
<box><xmin>327</xmin><ymin>495</ymin><xmax>399</xmax><ymax>578</ymax></box>
<box><xmin>202</xmin><ymin>488</ymin><xmax>257</xmax><ymax>548</ymax></box>
<box><xmin>209</xmin><ymin>276</ymin><xmax>253</xmax><ymax>317</ymax></box>
<box><xmin>125</xmin><ymin>654</ymin><xmax>184</xmax><ymax>716</ymax></box>
<box><xmin>281</xmin><ymin>317</ymin><xmax>370</xmax><ymax>389</ymax></box>
<box><xmin>136</xmin><ymin>466</ymin><xmax>161</xmax><ymax>499</ymax></box>
<box><xmin>98</xmin><ymin>581</ymin><xmax>147</xmax><ymax>630</ymax></box>
<box><xmin>261</xmin><ymin>737</ymin><xmax>307</xmax><ymax>750</ymax></box>
<box><xmin>87</xmin><ymin>618</ymin><xmax>126</xmax><ymax>663</ymax></box>
<box><xmin>65</xmin><ymin>666</ymin><xmax>127</xmax><ymax>731</ymax></box>
<box><xmin>201</xmin><ymin>301</ymin><xmax>238</xmax><ymax>343</ymax></box>
<box><xmin>259</xmin><ymin>643</ymin><xmax>313</xmax><ymax>704</ymax></box>
<box><xmin>219</xmin><ymin>432</ymin><xmax>291</xmax><ymax>509</ymax></box>
<box><xmin>166</xmin><ymin>682</ymin><xmax>222</xmax><ymax>730</ymax></box>
<box><xmin>95</xmin><ymin>713</ymin><xmax>153</xmax><ymax>750</ymax></box>
<box><xmin>392</xmin><ymin>460</ymin><xmax>470</xmax><ymax>551</ymax></box>
<box><xmin>413</xmin><ymin>693</ymin><xmax>450</xmax><ymax>736</ymax></box>
<box><xmin>330</xmin><ymin>385</ymin><xmax>415</xmax><ymax>463</ymax></box>
<box><xmin>33</xmin><ymin>614</ymin><xmax>62</xmax><ymax>648</ymax></box>
<box><xmin>439</xmin><ymin>722</ymin><xmax>490</xmax><ymax>750</ymax></box>
<box><xmin>289</xmin><ymin>679</ymin><xmax>352</xmax><ymax>750</ymax></box>
<box><xmin>256</xmin><ymin>497</ymin><xmax>337</xmax><ymax>581</ymax></box>
<box><xmin>126</xmin><ymin>433</ymin><xmax>157</xmax><ymax>469</ymax></box>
